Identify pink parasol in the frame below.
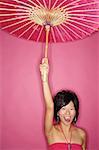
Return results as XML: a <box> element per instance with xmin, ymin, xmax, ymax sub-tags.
<box><xmin>0</xmin><ymin>0</ymin><xmax>99</xmax><ymax>57</ymax></box>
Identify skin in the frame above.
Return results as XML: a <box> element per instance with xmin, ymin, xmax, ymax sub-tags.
<box><xmin>40</xmin><ymin>58</ymin><xmax>87</xmax><ymax>150</ymax></box>
<box><xmin>58</xmin><ymin>101</ymin><xmax>76</xmax><ymax>126</ymax></box>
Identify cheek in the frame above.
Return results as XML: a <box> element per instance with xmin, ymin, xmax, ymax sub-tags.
<box><xmin>58</xmin><ymin>110</ymin><xmax>64</xmax><ymax>116</ymax></box>
<box><xmin>71</xmin><ymin>110</ymin><xmax>76</xmax><ymax>117</ymax></box>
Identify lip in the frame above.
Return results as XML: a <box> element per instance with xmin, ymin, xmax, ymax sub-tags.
<box><xmin>64</xmin><ymin>116</ymin><xmax>71</xmax><ymax>122</ymax></box>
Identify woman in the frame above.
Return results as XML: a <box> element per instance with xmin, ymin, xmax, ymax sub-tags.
<box><xmin>40</xmin><ymin>58</ymin><xmax>87</xmax><ymax>150</ymax></box>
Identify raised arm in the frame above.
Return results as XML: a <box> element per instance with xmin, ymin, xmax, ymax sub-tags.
<box><xmin>40</xmin><ymin>58</ymin><xmax>54</xmax><ymax>136</ymax></box>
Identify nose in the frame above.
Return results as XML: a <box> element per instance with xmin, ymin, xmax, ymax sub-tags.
<box><xmin>65</xmin><ymin>109</ymin><xmax>70</xmax><ymax>115</ymax></box>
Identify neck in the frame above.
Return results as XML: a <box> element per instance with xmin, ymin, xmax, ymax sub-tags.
<box><xmin>59</xmin><ymin>122</ymin><xmax>72</xmax><ymax>134</ymax></box>
<box><xmin>59</xmin><ymin>122</ymin><xmax>73</xmax><ymax>145</ymax></box>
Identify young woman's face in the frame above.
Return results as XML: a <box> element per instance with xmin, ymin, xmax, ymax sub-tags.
<box><xmin>58</xmin><ymin>101</ymin><xmax>76</xmax><ymax>125</ymax></box>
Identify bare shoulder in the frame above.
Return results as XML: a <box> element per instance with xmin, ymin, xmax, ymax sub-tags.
<box><xmin>76</xmin><ymin>126</ymin><xmax>87</xmax><ymax>139</ymax></box>
<box><xmin>75</xmin><ymin>127</ymin><xmax>87</xmax><ymax>149</ymax></box>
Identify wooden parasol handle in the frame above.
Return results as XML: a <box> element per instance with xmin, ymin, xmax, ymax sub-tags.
<box><xmin>44</xmin><ymin>25</ymin><xmax>50</xmax><ymax>58</ymax></box>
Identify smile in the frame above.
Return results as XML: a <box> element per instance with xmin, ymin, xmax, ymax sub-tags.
<box><xmin>64</xmin><ymin>116</ymin><xmax>71</xmax><ymax>122</ymax></box>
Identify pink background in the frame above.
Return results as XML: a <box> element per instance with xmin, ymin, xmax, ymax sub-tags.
<box><xmin>0</xmin><ymin>30</ymin><xmax>99</xmax><ymax>150</ymax></box>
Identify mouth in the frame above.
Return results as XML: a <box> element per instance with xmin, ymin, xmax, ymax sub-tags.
<box><xmin>64</xmin><ymin>116</ymin><xmax>71</xmax><ymax>123</ymax></box>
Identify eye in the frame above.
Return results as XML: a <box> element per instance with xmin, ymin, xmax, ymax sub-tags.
<box><xmin>70</xmin><ymin>108</ymin><xmax>75</xmax><ymax>110</ymax></box>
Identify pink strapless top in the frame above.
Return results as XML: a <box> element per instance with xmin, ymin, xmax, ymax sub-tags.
<box><xmin>48</xmin><ymin>143</ymin><xmax>82</xmax><ymax>150</ymax></box>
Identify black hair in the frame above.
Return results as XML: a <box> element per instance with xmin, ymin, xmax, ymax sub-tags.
<box><xmin>53</xmin><ymin>90</ymin><xmax>79</xmax><ymax>124</ymax></box>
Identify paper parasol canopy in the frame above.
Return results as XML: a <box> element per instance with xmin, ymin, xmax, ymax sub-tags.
<box><xmin>0</xmin><ymin>0</ymin><xmax>99</xmax><ymax>57</ymax></box>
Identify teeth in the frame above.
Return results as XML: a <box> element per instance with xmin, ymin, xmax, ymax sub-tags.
<box><xmin>66</xmin><ymin>117</ymin><xmax>70</xmax><ymax>119</ymax></box>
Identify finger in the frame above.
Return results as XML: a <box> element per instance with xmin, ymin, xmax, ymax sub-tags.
<box><xmin>40</xmin><ymin>64</ymin><xmax>42</xmax><ymax>69</ymax></box>
<box><xmin>44</xmin><ymin>58</ymin><xmax>48</xmax><ymax>64</ymax></box>
<box><xmin>42</xmin><ymin>58</ymin><xmax>48</xmax><ymax>64</ymax></box>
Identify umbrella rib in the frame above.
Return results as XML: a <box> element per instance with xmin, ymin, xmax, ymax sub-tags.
<box><xmin>10</xmin><ymin>20</ymin><xmax>34</xmax><ymax>34</ymax></box>
<box><xmin>54</xmin><ymin>26</ymin><xmax>65</xmax><ymax>42</ymax></box>
<box><xmin>65</xmin><ymin>20</ymin><xmax>90</xmax><ymax>35</ymax></box>
<box><xmin>62</xmin><ymin>23</ymin><xmax>82</xmax><ymax>39</ymax></box>
<box><xmin>63</xmin><ymin>0</ymin><xmax>81</xmax><ymax>9</ymax></box>
<box><xmin>54</xmin><ymin>0</ymin><xmax>68</xmax><ymax>9</ymax></box>
<box><xmin>64</xmin><ymin>1</ymin><xmax>99</xmax><ymax>10</ymax></box>
<box><xmin>42</xmin><ymin>0</ymin><xmax>47</xmax><ymax>8</ymax></box>
<box><xmin>59</xmin><ymin>24</ymin><xmax>74</xmax><ymax>41</ymax></box>
<box><xmin>18</xmin><ymin>22</ymin><xmax>36</xmax><ymax>38</ymax></box>
<box><xmin>52</xmin><ymin>0</ymin><xmax>59</xmax><ymax>9</ymax></box>
<box><xmin>12</xmin><ymin>0</ymin><xmax>33</xmax><ymax>9</ymax></box>
<box><xmin>0</xmin><ymin>8</ymin><xmax>29</xmax><ymax>13</ymax></box>
<box><xmin>0</xmin><ymin>15</ymin><xmax>29</xmax><ymax>23</ymax></box>
<box><xmin>68</xmin><ymin>9</ymin><xmax>99</xmax><ymax>13</ymax></box>
<box><xmin>37</xmin><ymin>26</ymin><xmax>44</xmax><ymax>42</ymax></box>
<box><xmin>2</xmin><ymin>17</ymin><xmax>30</xmax><ymax>30</ymax></box>
<box><xmin>36</xmin><ymin>0</ymin><xmax>45</xmax><ymax>8</ymax></box>
<box><xmin>51</xmin><ymin>27</ymin><xmax>57</xmax><ymax>43</ymax></box>
<box><xmin>27</xmin><ymin>25</ymin><xmax>39</xmax><ymax>40</ymax></box>
<box><xmin>48</xmin><ymin>0</ymin><xmax>51</xmax><ymax>9</ymax></box>
<box><xmin>68</xmin><ymin>16</ymin><xmax>99</xmax><ymax>25</ymax></box>
<box><xmin>0</xmin><ymin>2</ymin><xmax>30</xmax><ymax>10</ymax></box>
<box><xmin>26</xmin><ymin>0</ymin><xmax>41</xmax><ymax>8</ymax></box>
<box><xmin>0</xmin><ymin>12</ymin><xmax>29</xmax><ymax>17</ymax></box>
<box><xmin>67</xmin><ymin>18</ymin><xmax>98</xmax><ymax>30</ymax></box>
<box><xmin>68</xmin><ymin>13</ymin><xmax>99</xmax><ymax>18</ymax></box>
